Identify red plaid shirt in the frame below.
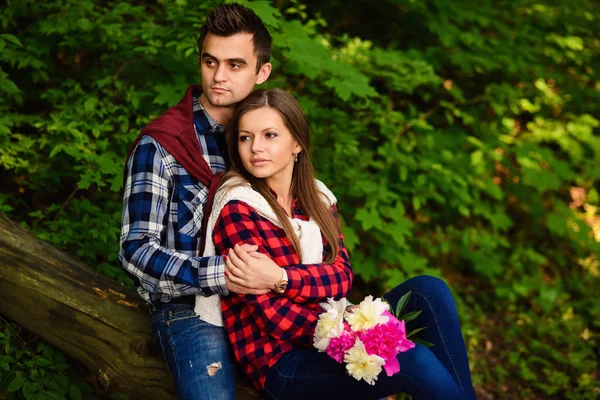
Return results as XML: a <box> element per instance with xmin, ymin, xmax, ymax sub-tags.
<box><xmin>214</xmin><ymin>198</ymin><xmax>353</xmax><ymax>391</ymax></box>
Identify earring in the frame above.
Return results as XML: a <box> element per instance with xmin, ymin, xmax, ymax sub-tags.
<box><xmin>294</xmin><ymin>152</ymin><xmax>298</xmax><ymax>162</ymax></box>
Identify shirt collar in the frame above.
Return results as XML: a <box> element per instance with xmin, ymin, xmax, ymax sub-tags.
<box><xmin>267</xmin><ymin>186</ymin><xmax>302</xmax><ymax>216</ymax></box>
<box><xmin>192</xmin><ymin>91</ymin><xmax>225</xmax><ymax>133</ymax></box>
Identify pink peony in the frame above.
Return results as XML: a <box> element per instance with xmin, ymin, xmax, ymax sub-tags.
<box><xmin>358</xmin><ymin>312</ymin><xmax>415</xmax><ymax>375</ymax></box>
<box><xmin>314</xmin><ymin>297</ymin><xmax>418</xmax><ymax>383</ymax></box>
<box><xmin>326</xmin><ymin>323</ymin><xmax>357</xmax><ymax>363</ymax></box>
<box><xmin>383</xmin><ymin>356</ymin><xmax>400</xmax><ymax>376</ymax></box>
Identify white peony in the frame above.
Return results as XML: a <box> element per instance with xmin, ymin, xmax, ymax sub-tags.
<box><xmin>344</xmin><ymin>339</ymin><xmax>385</xmax><ymax>385</ymax></box>
<box><xmin>345</xmin><ymin>295</ymin><xmax>389</xmax><ymax>331</ymax></box>
<box><xmin>313</xmin><ymin>297</ymin><xmax>348</xmax><ymax>351</ymax></box>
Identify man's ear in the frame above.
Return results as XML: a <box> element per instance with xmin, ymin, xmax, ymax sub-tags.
<box><xmin>256</xmin><ymin>62</ymin><xmax>272</xmax><ymax>85</ymax></box>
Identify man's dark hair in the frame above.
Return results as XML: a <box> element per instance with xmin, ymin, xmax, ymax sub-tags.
<box><xmin>198</xmin><ymin>3</ymin><xmax>272</xmax><ymax>74</ymax></box>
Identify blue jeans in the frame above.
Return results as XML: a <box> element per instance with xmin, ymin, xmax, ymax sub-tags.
<box><xmin>262</xmin><ymin>276</ymin><xmax>476</xmax><ymax>400</ymax></box>
<box><xmin>151</xmin><ymin>299</ymin><xmax>237</xmax><ymax>400</ymax></box>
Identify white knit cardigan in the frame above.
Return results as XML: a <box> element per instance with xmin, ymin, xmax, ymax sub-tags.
<box><xmin>194</xmin><ymin>177</ymin><xmax>337</xmax><ymax>326</ymax></box>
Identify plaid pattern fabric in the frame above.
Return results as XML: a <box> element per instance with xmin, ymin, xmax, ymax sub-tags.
<box><xmin>215</xmin><ymin>198</ymin><xmax>353</xmax><ymax>391</ymax></box>
<box><xmin>119</xmin><ymin>92</ymin><xmax>229</xmax><ymax>305</ymax></box>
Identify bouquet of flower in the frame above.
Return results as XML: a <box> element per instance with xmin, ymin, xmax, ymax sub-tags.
<box><xmin>313</xmin><ymin>295</ymin><xmax>416</xmax><ymax>385</ymax></box>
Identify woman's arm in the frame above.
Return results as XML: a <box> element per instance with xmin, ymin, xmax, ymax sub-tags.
<box><xmin>282</xmin><ymin>204</ymin><xmax>353</xmax><ymax>303</ymax></box>
<box><xmin>214</xmin><ymin>200</ymin><xmax>326</xmax><ymax>345</ymax></box>
<box><xmin>223</xmin><ymin>203</ymin><xmax>353</xmax><ymax>303</ymax></box>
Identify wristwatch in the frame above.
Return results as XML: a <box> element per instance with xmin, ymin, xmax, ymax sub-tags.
<box><xmin>273</xmin><ymin>268</ymin><xmax>288</xmax><ymax>294</ymax></box>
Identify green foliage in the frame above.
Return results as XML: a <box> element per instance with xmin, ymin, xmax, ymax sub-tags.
<box><xmin>0</xmin><ymin>318</ymin><xmax>96</xmax><ymax>400</ymax></box>
<box><xmin>1</xmin><ymin>0</ymin><xmax>599</xmax><ymax>398</ymax></box>
<box><xmin>387</xmin><ymin>290</ymin><xmax>431</xmax><ymax>348</ymax></box>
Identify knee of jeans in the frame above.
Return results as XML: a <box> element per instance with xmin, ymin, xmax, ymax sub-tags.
<box><xmin>407</xmin><ymin>275</ymin><xmax>450</xmax><ymax>294</ymax></box>
<box><xmin>400</xmin><ymin>344</ymin><xmax>440</xmax><ymax>375</ymax></box>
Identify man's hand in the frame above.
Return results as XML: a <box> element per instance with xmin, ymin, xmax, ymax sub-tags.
<box><xmin>224</xmin><ymin>243</ymin><xmax>282</xmax><ymax>295</ymax></box>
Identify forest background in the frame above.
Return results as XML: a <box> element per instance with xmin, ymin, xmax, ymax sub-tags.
<box><xmin>0</xmin><ymin>0</ymin><xmax>599</xmax><ymax>399</ymax></box>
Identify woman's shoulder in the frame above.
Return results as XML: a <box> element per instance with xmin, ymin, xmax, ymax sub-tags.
<box><xmin>220</xmin><ymin>199</ymin><xmax>256</xmax><ymax>216</ymax></box>
<box><xmin>315</xmin><ymin>179</ymin><xmax>337</xmax><ymax>207</ymax></box>
<box><xmin>214</xmin><ymin>180</ymin><xmax>280</xmax><ymax>225</ymax></box>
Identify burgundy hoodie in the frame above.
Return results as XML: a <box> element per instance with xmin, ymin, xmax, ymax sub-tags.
<box><xmin>125</xmin><ymin>84</ymin><xmax>223</xmax><ymax>253</ymax></box>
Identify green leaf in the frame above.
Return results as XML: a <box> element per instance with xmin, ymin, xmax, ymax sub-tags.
<box><xmin>414</xmin><ymin>338</ymin><xmax>435</xmax><ymax>347</ymax></box>
<box><xmin>407</xmin><ymin>326</ymin><xmax>427</xmax><ymax>338</ymax></box>
<box><xmin>397</xmin><ymin>252</ymin><xmax>429</xmax><ymax>275</ymax></box>
<box><xmin>184</xmin><ymin>47</ymin><xmax>195</xmax><ymax>58</ymax></box>
<box><xmin>69</xmin><ymin>384</ymin><xmax>82</xmax><ymax>400</ymax></box>
<box><xmin>22</xmin><ymin>381</ymin><xmax>41</xmax><ymax>400</ymax></box>
<box><xmin>394</xmin><ymin>291</ymin><xmax>412</xmax><ymax>318</ymax></box>
<box><xmin>53</xmin><ymin>373</ymin><xmax>69</xmax><ymax>388</ymax></box>
<box><xmin>2</xmin><ymin>355</ymin><xmax>15</xmax><ymax>363</ymax></box>
<box><xmin>0</xmin><ymin>34</ymin><xmax>23</xmax><ymax>47</ymax></box>
<box><xmin>34</xmin><ymin>357</ymin><xmax>52</xmax><ymax>367</ymax></box>
<box><xmin>8</xmin><ymin>377</ymin><xmax>26</xmax><ymax>392</ymax></box>
<box><xmin>546</xmin><ymin>213</ymin><xmax>567</xmax><ymax>237</ymax></box>
<box><xmin>399</xmin><ymin>310</ymin><xmax>422</xmax><ymax>323</ymax></box>
<box><xmin>341</xmin><ymin>225</ymin><xmax>359</xmax><ymax>252</ymax></box>
<box><xmin>0</xmin><ymin>75</ymin><xmax>21</xmax><ymax>94</ymax></box>
<box><xmin>242</xmin><ymin>1</ymin><xmax>281</xmax><ymax>28</ymax></box>
<box><xmin>153</xmin><ymin>83</ymin><xmax>185</xmax><ymax>107</ymax></box>
<box><xmin>355</xmin><ymin>207</ymin><xmax>382</xmax><ymax>231</ymax></box>
<box><xmin>324</xmin><ymin>70</ymin><xmax>377</xmax><ymax>101</ymax></box>
<box><xmin>49</xmin><ymin>363</ymin><xmax>70</xmax><ymax>372</ymax></box>
<box><xmin>538</xmin><ymin>286</ymin><xmax>559</xmax><ymax>313</ymax></box>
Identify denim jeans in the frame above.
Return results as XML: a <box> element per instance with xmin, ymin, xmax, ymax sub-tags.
<box><xmin>262</xmin><ymin>276</ymin><xmax>476</xmax><ymax>400</ymax></box>
<box><xmin>151</xmin><ymin>299</ymin><xmax>237</xmax><ymax>400</ymax></box>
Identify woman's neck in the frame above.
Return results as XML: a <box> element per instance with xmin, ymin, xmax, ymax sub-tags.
<box><xmin>266</xmin><ymin>176</ymin><xmax>293</xmax><ymax>216</ymax></box>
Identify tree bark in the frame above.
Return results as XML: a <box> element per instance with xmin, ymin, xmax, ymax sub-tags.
<box><xmin>0</xmin><ymin>214</ymin><xmax>258</xmax><ymax>400</ymax></box>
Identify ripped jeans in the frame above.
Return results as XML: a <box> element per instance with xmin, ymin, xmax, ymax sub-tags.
<box><xmin>151</xmin><ymin>298</ymin><xmax>237</xmax><ymax>400</ymax></box>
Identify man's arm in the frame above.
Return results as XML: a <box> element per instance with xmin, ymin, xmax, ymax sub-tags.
<box><xmin>119</xmin><ymin>136</ymin><xmax>228</xmax><ymax>300</ymax></box>
<box><xmin>225</xmin><ymin>204</ymin><xmax>353</xmax><ymax>303</ymax></box>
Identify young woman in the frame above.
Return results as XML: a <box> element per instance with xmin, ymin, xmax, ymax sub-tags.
<box><xmin>202</xmin><ymin>89</ymin><xmax>477</xmax><ymax>400</ymax></box>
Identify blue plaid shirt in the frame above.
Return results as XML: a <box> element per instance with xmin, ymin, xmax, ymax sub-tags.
<box><xmin>119</xmin><ymin>93</ymin><xmax>229</xmax><ymax>305</ymax></box>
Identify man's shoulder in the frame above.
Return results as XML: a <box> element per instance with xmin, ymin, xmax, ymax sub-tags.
<box><xmin>127</xmin><ymin>135</ymin><xmax>180</xmax><ymax>174</ymax></box>
<box><xmin>132</xmin><ymin>135</ymin><xmax>168</xmax><ymax>156</ymax></box>
<box><xmin>141</xmin><ymin>86</ymin><xmax>198</xmax><ymax>138</ymax></box>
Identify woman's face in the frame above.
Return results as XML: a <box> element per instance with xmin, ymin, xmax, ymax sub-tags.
<box><xmin>237</xmin><ymin>106</ymin><xmax>301</xmax><ymax>184</ymax></box>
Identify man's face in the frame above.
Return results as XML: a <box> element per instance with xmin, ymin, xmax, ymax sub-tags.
<box><xmin>200</xmin><ymin>32</ymin><xmax>271</xmax><ymax>109</ymax></box>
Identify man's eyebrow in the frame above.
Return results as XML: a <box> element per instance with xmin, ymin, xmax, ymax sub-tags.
<box><xmin>201</xmin><ymin>52</ymin><xmax>248</xmax><ymax>65</ymax></box>
<box><xmin>227</xmin><ymin>57</ymin><xmax>248</xmax><ymax>65</ymax></box>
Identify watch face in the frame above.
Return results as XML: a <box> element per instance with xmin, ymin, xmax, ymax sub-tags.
<box><xmin>276</xmin><ymin>281</ymin><xmax>288</xmax><ymax>294</ymax></box>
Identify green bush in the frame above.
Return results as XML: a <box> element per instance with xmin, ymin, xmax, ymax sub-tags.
<box><xmin>1</xmin><ymin>0</ymin><xmax>598</xmax><ymax>398</ymax></box>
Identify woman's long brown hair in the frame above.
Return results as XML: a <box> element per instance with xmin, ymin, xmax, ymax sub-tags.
<box><xmin>222</xmin><ymin>89</ymin><xmax>339</xmax><ymax>262</ymax></box>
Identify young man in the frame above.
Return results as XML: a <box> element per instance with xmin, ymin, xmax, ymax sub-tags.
<box><xmin>119</xmin><ymin>4</ymin><xmax>277</xmax><ymax>399</ymax></box>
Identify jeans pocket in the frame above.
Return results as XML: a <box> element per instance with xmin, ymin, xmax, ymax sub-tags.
<box><xmin>166</xmin><ymin>307</ymin><xmax>200</xmax><ymax>327</ymax></box>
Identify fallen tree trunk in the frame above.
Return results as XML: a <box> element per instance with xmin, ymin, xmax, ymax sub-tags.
<box><xmin>0</xmin><ymin>214</ymin><xmax>258</xmax><ymax>400</ymax></box>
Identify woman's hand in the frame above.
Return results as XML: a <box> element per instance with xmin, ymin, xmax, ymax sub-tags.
<box><xmin>345</xmin><ymin>304</ymin><xmax>358</xmax><ymax>313</ymax></box>
<box><xmin>224</xmin><ymin>243</ymin><xmax>282</xmax><ymax>295</ymax></box>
